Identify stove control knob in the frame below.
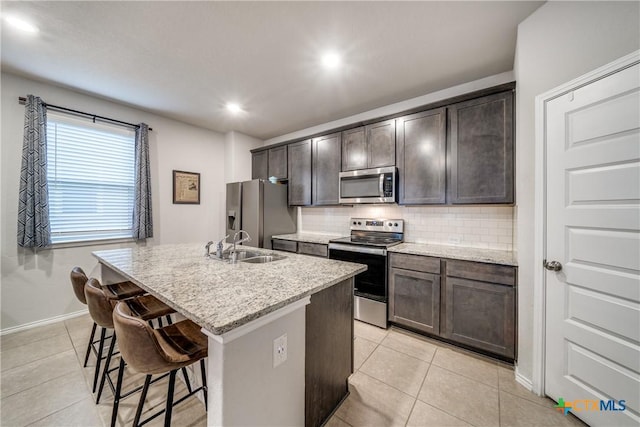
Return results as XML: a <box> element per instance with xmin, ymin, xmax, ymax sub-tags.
<box><xmin>394</xmin><ymin>223</ymin><xmax>399</xmax><ymax>227</ymax></box>
<box><xmin>357</xmin><ymin>221</ymin><xmax>361</xmax><ymax>225</ymax></box>
<box><xmin>352</xmin><ymin>221</ymin><xmax>357</xmax><ymax>225</ymax></box>
<box><xmin>388</xmin><ymin>222</ymin><xmax>392</xmax><ymax>226</ymax></box>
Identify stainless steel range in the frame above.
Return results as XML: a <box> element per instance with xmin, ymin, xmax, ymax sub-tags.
<box><xmin>328</xmin><ymin>218</ymin><xmax>404</xmax><ymax>328</ymax></box>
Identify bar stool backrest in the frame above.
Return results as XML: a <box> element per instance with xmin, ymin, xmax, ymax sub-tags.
<box><xmin>85</xmin><ymin>278</ymin><xmax>115</xmax><ymax>329</ymax></box>
<box><xmin>113</xmin><ymin>302</ymin><xmax>172</xmax><ymax>375</ymax></box>
<box><xmin>70</xmin><ymin>267</ymin><xmax>88</xmax><ymax>305</ymax></box>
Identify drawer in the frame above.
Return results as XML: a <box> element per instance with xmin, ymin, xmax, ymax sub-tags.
<box><xmin>272</xmin><ymin>239</ymin><xmax>298</xmax><ymax>253</ymax></box>
<box><xmin>298</xmin><ymin>242</ymin><xmax>328</xmax><ymax>258</ymax></box>
<box><xmin>445</xmin><ymin>259</ymin><xmax>516</xmax><ymax>287</ymax></box>
<box><xmin>389</xmin><ymin>253</ymin><xmax>440</xmax><ymax>274</ymax></box>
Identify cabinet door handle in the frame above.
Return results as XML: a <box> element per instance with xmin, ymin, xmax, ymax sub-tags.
<box><xmin>544</xmin><ymin>260</ymin><xmax>562</xmax><ymax>272</ymax></box>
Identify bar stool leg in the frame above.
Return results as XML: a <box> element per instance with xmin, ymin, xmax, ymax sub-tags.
<box><xmin>110</xmin><ymin>358</ymin><xmax>126</xmax><ymax>427</ymax></box>
<box><xmin>181</xmin><ymin>367</ymin><xmax>192</xmax><ymax>393</ymax></box>
<box><xmin>83</xmin><ymin>322</ymin><xmax>97</xmax><ymax>367</ymax></box>
<box><xmin>93</xmin><ymin>327</ymin><xmax>107</xmax><ymax>393</ymax></box>
<box><xmin>164</xmin><ymin>370</ymin><xmax>177</xmax><ymax>427</ymax></box>
<box><xmin>133</xmin><ymin>374</ymin><xmax>152</xmax><ymax>427</ymax></box>
<box><xmin>97</xmin><ymin>332</ymin><xmax>117</xmax><ymax>404</ymax></box>
<box><xmin>200</xmin><ymin>359</ymin><xmax>208</xmax><ymax>411</ymax></box>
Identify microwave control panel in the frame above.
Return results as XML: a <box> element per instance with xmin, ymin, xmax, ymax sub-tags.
<box><xmin>383</xmin><ymin>174</ymin><xmax>393</xmax><ymax>197</ymax></box>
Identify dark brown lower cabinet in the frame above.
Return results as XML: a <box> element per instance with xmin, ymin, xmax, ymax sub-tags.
<box><xmin>388</xmin><ymin>253</ymin><xmax>517</xmax><ymax>361</ymax></box>
<box><xmin>442</xmin><ymin>260</ymin><xmax>516</xmax><ymax>359</ymax></box>
<box><xmin>272</xmin><ymin>238</ymin><xmax>297</xmax><ymax>253</ymax></box>
<box><xmin>389</xmin><ymin>268</ymin><xmax>440</xmax><ymax>335</ymax></box>
<box><xmin>305</xmin><ymin>278</ymin><xmax>353</xmax><ymax>427</ymax></box>
<box><xmin>298</xmin><ymin>242</ymin><xmax>328</xmax><ymax>258</ymax></box>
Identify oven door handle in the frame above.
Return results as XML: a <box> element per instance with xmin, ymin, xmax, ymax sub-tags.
<box><xmin>328</xmin><ymin>243</ymin><xmax>387</xmax><ymax>256</ymax></box>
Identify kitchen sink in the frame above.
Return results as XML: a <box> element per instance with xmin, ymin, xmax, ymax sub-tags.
<box><xmin>209</xmin><ymin>250</ymin><xmax>262</xmax><ymax>261</ymax></box>
<box><xmin>229</xmin><ymin>250</ymin><xmax>262</xmax><ymax>260</ymax></box>
<box><xmin>240</xmin><ymin>254</ymin><xmax>287</xmax><ymax>264</ymax></box>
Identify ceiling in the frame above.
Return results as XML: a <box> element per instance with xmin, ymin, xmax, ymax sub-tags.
<box><xmin>1</xmin><ymin>1</ymin><xmax>543</xmax><ymax>140</ymax></box>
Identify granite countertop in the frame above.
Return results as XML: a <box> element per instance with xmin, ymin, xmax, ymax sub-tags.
<box><xmin>93</xmin><ymin>244</ymin><xmax>366</xmax><ymax>335</ymax></box>
<box><xmin>272</xmin><ymin>232</ymin><xmax>345</xmax><ymax>245</ymax></box>
<box><xmin>389</xmin><ymin>243</ymin><xmax>517</xmax><ymax>266</ymax></box>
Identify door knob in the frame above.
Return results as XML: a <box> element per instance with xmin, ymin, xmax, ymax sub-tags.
<box><xmin>544</xmin><ymin>260</ymin><xmax>562</xmax><ymax>272</ymax></box>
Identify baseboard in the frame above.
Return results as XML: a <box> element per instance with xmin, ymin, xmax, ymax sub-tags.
<box><xmin>0</xmin><ymin>309</ymin><xmax>89</xmax><ymax>336</ymax></box>
<box><xmin>514</xmin><ymin>367</ymin><xmax>535</xmax><ymax>393</ymax></box>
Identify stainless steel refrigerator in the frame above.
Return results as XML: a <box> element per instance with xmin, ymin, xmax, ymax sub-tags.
<box><xmin>225</xmin><ymin>180</ymin><xmax>296</xmax><ymax>249</ymax></box>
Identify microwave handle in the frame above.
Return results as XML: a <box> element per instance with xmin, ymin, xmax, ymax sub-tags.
<box><xmin>379</xmin><ymin>174</ymin><xmax>384</xmax><ymax>196</ymax></box>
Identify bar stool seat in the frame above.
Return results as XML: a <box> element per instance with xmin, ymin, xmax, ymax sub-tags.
<box><xmin>126</xmin><ymin>294</ymin><xmax>175</xmax><ymax>321</ymax></box>
<box><xmin>113</xmin><ymin>301</ymin><xmax>208</xmax><ymax>427</ymax></box>
<box><xmin>103</xmin><ymin>280</ymin><xmax>145</xmax><ymax>301</ymax></box>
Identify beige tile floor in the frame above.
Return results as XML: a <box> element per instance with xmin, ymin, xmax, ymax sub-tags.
<box><xmin>1</xmin><ymin>315</ymin><xmax>587</xmax><ymax>427</ymax></box>
<box><xmin>1</xmin><ymin>313</ymin><xmax>206</xmax><ymax>427</ymax></box>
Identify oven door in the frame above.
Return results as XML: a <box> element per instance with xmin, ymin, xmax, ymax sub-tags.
<box><xmin>328</xmin><ymin>245</ymin><xmax>387</xmax><ymax>302</ymax></box>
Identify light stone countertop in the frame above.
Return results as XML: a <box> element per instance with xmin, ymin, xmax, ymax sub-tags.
<box><xmin>272</xmin><ymin>232</ymin><xmax>345</xmax><ymax>245</ymax></box>
<box><xmin>389</xmin><ymin>243</ymin><xmax>517</xmax><ymax>266</ymax></box>
<box><xmin>93</xmin><ymin>244</ymin><xmax>366</xmax><ymax>335</ymax></box>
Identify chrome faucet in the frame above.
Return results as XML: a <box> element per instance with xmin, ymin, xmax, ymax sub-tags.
<box><xmin>205</xmin><ymin>241</ymin><xmax>214</xmax><ymax>258</ymax></box>
<box><xmin>230</xmin><ymin>230</ymin><xmax>252</xmax><ymax>263</ymax></box>
<box><xmin>215</xmin><ymin>235</ymin><xmax>229</xmax><ymax>259</ymax></box>
<box><xmin>206</xmin><ymin>236</ymin><xmax>229</xmax><ymax>259</ymax></box>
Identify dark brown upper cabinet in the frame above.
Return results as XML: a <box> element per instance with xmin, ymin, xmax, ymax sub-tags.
<box><xmin>287</xmin><ymin>139</ymin><xmax>312</xmax><ymax>206</ymax></box>
<box><xmin>268</xmin><ymin>145</ymin><xmax>288</xmax><ymax>180</ymax></box>
<box><xmin>312</xmin><ymin>133</ymin><xmax>341</xmax><ymax>206</ymax></box>
<box><xmin>251</xmin><ymin>150</ymin><xmax>269</xmax><ymax>180</ymax></box>
<box><xmin>252</xmin><ymin>146</ymin><xmax>288</xmax><ymax>181</ymax></box>
<box><xmin>448</xmin><ymin>91</ymin><xmax>514</xmax><ymax>204</ymax></box>
<box><xmin>341</xmin><ymin>127</ymin><xmax>367</xmax><ymax>171</ymax></box>
<box><xmin>341</xmin><ymin>119</ymin><xmax>396</xmax><ymax>171</ymax></box>
<box><xmin>396</xmin><ymin>108</ymin><xmax>447</xmax><ymax>204</ymax></box>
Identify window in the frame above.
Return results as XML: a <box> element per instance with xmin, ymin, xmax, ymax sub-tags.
<box><xmin>46</xmin><ymin>111</ymin><xmax>136</xmax><ymax>244</ymax></box>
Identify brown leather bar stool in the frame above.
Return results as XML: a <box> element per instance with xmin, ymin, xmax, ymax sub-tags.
<box><xmin>84</xmin><ymin>277</ymin><xmax>176</xmax><ymax>427</ymax></box>
<box><xmin>71</xmin><ymin>266</ymin><xmax>147</xmax><ymax>368</ymax></box>
<box><xmin>70</xmin><ymin>267</ymin><xmax>97</xmax><ymax>368</ymax></box>
<box><xmin>113</xmin><ymin>301</ymin><xmax>208</xmax><ymax>427</ymax></box>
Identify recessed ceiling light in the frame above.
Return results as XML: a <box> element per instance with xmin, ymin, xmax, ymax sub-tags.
<box><xmin>4</xmin><ymin>15</ymin><xmax>39</xmax><ymax>34</ymax></box>
<box><xmin>226</xmin><ymin>103</ymin><xmax>242</xmax><ymax>114</ymax></box>
<box><xmin>321</xmin><ymin>52</ymin><xmax>341</xmax><ymax>70</ymax></box>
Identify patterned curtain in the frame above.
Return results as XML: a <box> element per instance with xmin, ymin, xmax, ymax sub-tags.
<box><xmin>17</xmin><ymin>95</ymin><xmax>51</xmax><ymax>248</ymax></box>
<box><xmin>132</xmin><ymin>123</ymin><xmax>153</xmax><ymax>239</ymax></box>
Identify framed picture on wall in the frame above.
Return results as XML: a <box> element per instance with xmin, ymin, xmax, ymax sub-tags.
<box><xmin>172</xmin><ymin>170</ymin><xmax>200</xmax><ymax>204</ymax></box>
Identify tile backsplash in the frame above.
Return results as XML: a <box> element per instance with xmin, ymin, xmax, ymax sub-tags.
<box><xmin>299</xmin><ymin>205</ymin><xmax>514</xmax><ymax>251</ymax></box>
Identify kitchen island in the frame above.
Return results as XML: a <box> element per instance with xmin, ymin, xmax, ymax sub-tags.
<box><xmin>93</xmin><ymin>243</ymin><xmax>366</xmax><ymax>427</ymax></box>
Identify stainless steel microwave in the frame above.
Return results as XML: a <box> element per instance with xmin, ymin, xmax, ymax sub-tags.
<box><xmin>339</xmin><ymin>166</ymin><xmax>397</xmax><ymax>204</ymax></box>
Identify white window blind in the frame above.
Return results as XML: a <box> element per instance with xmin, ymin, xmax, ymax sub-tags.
<box><xmin>46</xmin><ymin>111</ymin><xmax>136</xmax><ymax>244</ymax></box>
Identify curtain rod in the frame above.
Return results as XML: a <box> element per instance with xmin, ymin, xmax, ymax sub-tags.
<box><xmin>18</xmin><ymin>96</ymin><xmax>152</xmax><ymax>131</ymax></box>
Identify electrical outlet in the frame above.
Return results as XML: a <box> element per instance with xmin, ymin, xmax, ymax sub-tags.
<box><xmin>273</xmin><ymin>333</ymin><xmax>287</xmax><ymax>368</ymax></box>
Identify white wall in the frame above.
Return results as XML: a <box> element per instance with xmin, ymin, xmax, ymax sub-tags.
<box><xmin>514</xmin><ymin>1</ymin><xmax>640</xmax><ymax>383</ymax></box>
<box><xmin>224</xmin><ymin>130</ymin><xmax>263</xmax><ymax>183</ymax></box>
<box><xmin>1</xmin><ymin>72</ymin><xmax>227</xmax><ymax>330</ymax></box>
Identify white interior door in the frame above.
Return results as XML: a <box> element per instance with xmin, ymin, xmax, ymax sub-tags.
<box><xmin>544</xmin><ymin>61</ymin><xmax>640</xmax><ymax>426</ymax></box>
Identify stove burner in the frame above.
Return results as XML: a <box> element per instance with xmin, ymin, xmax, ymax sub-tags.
<box><xmin>349</xmin><ymin>236</ymin><xmax>400</xmax><ymax>245</ymax></box>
